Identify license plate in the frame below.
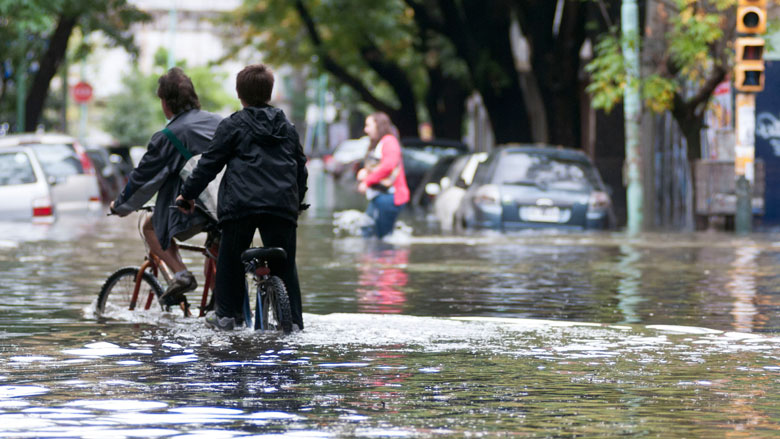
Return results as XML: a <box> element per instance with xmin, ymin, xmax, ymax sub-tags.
<box><xmin>519</xmin><ymin>206</ymin><xmax>562</xmax><ymax>223</ymax></box>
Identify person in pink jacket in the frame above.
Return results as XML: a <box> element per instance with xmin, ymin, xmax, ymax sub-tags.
<box><xmin>356</xmin><ymin>112</ymin><xmax>410</xmax><ymax>238</ymax></box>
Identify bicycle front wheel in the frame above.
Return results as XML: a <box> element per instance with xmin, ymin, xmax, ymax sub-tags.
<box><xmin>97</xmin><ymin>267</ymin><xmax>164</xmax><ymax>318</ymax></box>
<box><xmin>260</xmin><ymin>276</ymin><xmax>293</xmax><ymax>333</ymax></box>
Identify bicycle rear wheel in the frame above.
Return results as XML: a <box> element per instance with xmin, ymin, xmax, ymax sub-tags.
<box><xmin>97</xmin><ymin>267</ymin><xmax>164</xmax><ymax>318</ymax></box>
<box><xmin>259</xmin><ymin>276</ymin><xmax>293</xmax><ymax>333</ymax></box>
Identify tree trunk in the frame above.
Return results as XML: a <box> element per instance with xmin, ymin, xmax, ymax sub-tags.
<box><xmin>516</xmin><ymin>0</ymin><xmax>586</xmax><ymax>148</ymax></box>
<box><xmin>25</xmin><ymin>14</ymin><xmax>77</xmax><ymax>131</ymax></box>
<box><xmin>425</xmin><ymin>66</ymin><xmax>468</xmax><ymax>139</ymax></box>
<box><xmin>437</xmin><ymin>0</ymin><xmax>532</xmax><ymax>144</ymax></box>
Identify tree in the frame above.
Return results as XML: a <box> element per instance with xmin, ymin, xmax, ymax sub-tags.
<box><xmin>586</xmin><ymin>0</ymin><xmax>734</xmax><ymax>161</ymax></box>
<box><xmin>102</xmin><ymin>68</ymin><xmax>162</xmax><ymax>146</ymax></box>
<box><xmin>0</xmin><ymin>0</ymin><xmax>149</xmax><ymax>132</ymax></box>
<box><xmin>102</xmin><ymin>49</ymin><xmax>235</xmax><ymax>146</ymax></box>
<box><xmin>233</xmin><ymin>0</ymin><xmax>470</xmax><ymax>138</ymax></box>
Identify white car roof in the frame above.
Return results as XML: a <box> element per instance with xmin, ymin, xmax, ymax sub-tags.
<box><xmin>0</xmin><ymin>133</ymin><xmax>76</xmax><ymax>148</ymax></box>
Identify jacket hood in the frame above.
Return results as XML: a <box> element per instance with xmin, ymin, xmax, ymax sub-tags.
<box><xmin>236</xmin><ymin>106</ymin><xmax>290</xmax><ymax>145</ymax></box>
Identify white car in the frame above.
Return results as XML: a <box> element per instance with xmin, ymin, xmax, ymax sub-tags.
<box><xmin>0</xmin><ymin>133</ymin><xmax>101</xmax><ymax>213</ymax></box>
<box><xmin>0</xmin><ymin>146</ymin><xmax>55</xmax><ymax>222</ymax></box>
<box><xmin>432</xmin><ymin>152</ymin><xmax>488</xmax><ymax>231</ymax></box>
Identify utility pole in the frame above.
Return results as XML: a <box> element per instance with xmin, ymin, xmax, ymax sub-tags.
<box><xmin>733</xmin><ymin>0</ymin><xmax>767</xmax><ymax>234</ymax></box>
<box><xmin>622</xmin><ymin>0</ymin><xmax>643</xmax><ymax>234</ymax></box>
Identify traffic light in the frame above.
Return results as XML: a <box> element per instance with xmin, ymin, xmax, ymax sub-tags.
<box><xmin>734</xmin><ymin>0</ymin><xmax>767</xmax><ymax>92</ymax></box>
<box><xmin>737</xmin><ymin>0</ymin><xmax>767</xmax><ymax>34</ymax></box>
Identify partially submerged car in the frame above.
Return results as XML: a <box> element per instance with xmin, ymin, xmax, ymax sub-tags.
<box><xmin>431</xmin><ymin>152</ymin><xmax>488</xmax><ymax>231</ymax></box>
<box><xmin>0</xmin><ymin>146</ymin><xmax>55</xmax><ymax>222</ymax></box>
<box><xmin>0</xmin><ymin>133</ymin><xmax>101</xmax><ymax>212</ymax></box>
<box><xmin>454</xmin><ymin>145</ymin><xmax>615</xmax><ymax>231</ymax></box>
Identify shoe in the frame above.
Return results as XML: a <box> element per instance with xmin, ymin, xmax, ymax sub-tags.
<box><xmin>205</xmin><ymin>311</ymin><xmax>237</xmax><ymax>331</ymax></box>
<box><xmin>159</xmin><ymin>270</ymin><xmax>197</xmax><ymax>307</ymax></box>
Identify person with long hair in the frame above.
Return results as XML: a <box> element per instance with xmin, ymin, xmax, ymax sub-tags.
<box><xmin>356</xmin><ymin>112</ymin><xmax>409</xmax><ymax>239</ymax></box>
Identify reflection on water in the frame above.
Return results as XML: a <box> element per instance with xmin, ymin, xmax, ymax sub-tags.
<box><xmin>728</xmin><ymin>245</ymin><xmax>759</xmax><ymax>332</ymax></box>
<box><xmin>356</xmin><ymin>244</ymin><xmax>408</xmax><ymax>314</ymax></box>
<box><xmin>1</xmin><ymin>212</ymin><xmax>780</xmax><ymax>436</ymax></box>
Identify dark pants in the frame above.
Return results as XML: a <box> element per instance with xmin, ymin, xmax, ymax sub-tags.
<box><xmin>364</xmin><ymin>193</ymin><xmax>403</xmax><ymax>239</ymax></box>
<box><xmin>216</xmin><ymin>214</ymin><xmax>303</xmax><ymax>329</ymax></box>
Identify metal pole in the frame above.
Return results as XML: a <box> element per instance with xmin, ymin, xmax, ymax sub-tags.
<box><xmin>167</xmin><ymin>2</ymin><xmax>177</xmax><ymax>69</ymax></box>
<box><xmin>622</xmin><ymin>0</ymin><xmax>643</xmax><ymax>233</ymax></box>
<box><xmin>734</xmin><ymin>93</ymin><xmax>755</xmax><ymax>234</ymax></box>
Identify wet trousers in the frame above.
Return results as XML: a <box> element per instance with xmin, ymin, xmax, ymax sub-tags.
<box><xmin>215</xmin><ymin>214</ymin><xmax>303</xmax><ymax>329</ymax></box>
<box><xmin>363</xmin><ymin>193</ymin><xmax>404</xmax><ymax>239</ymax></box>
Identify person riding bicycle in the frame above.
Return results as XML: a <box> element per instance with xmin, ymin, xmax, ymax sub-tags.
<box><xmin>176</xmin><ymin>63</ymin><xmax>308</xmax><ymax>331</ymax></box>
<box><xmin>110</xmin><ymin>67</ymin><xmax>222</xmax><ymax>307</ymax></box>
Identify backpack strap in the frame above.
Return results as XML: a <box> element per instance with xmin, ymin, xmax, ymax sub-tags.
<box><xmin>161</xmin><ymin>127</ymin><xmax>192</xmax><ymax>160</ymax></box>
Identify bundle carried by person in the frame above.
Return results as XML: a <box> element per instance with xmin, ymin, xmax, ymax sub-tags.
<box><xmin>162</xmin><ymin>127</ymin><xmax>223</xmax><ymax>222</ymax></box>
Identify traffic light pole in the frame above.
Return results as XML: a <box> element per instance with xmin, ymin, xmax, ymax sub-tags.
<box><xmin>734</xmin><ymin>93</ymin><xmax>755</xmax><ymax>234</ymax></box>
<box><xmin>733</xmin><ymin>0</ymin><xmax>766</xmax><ymax>234</ymax></box>
<box><xmin>622</xmin><ymin>0</ymin><xmax>643</xmax><ymax>234</ymax></box>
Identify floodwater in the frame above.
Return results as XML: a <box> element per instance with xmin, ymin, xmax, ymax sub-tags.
<box><xmin>2</xmin><ymin>207</ymin><xmax>780</xmax><ymax>437</ymax></box>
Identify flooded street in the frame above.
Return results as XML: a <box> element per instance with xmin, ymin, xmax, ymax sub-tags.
<box><xmin>2</xmin><ymin>209</ymin><xmax>780</xmax><ymax>437</ymax></box>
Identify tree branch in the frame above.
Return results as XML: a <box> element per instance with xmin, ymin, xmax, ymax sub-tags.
<box><xmin>293</xmin><ymin>0</ymin><xmax>395</xmax><ymax>114</ymax></box>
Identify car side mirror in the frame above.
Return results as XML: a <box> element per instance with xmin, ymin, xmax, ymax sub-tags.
<box><xmin>47</xmin><ymin>175</ymin><xmax>58</xmax><ymax>186</ymax></box>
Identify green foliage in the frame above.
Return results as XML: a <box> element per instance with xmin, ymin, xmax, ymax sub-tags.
<box><xmin>102</xmin><ymin>48</ymin><xmax>236</xmax><ymax>145</ymax></box>
<box><xmin>585</xmin><ymin>0</ymin><xmax>736</xmax><ymax>114</ymax></box>
<box><xmin>231</xmin><ymin>0</ymin><xmax>453</xmax><ymax>114</ymax></box>
<box><xmin>102</xmin><ymin>69</ymin><xmax>163</xmax><ymax>146</ymax></box>
<box><xmin>584</xmin><ymin>32</ymin><xmax>625</xmax><ymax>113</ymax></box>
<box><xmin>0</xmin><ymin>0</ymin><xmax>149</xmax><ymax>131</ymax></box>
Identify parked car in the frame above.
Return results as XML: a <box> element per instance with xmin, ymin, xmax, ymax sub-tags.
<box><xmin>431</xmin><ymin>152</ymin><xmax>488</xmax><ymax>231</ymax></box>
<box><xmin>0</xmin><ymin>133</ymin><xmax>101</xmax><ymax>212</ymax></box>
<box><xmin>454</xmin><ymin>145</ymin><xmax>615</xmax><ymax>231</ymax></box>
<box><xmin>400</xmin><ymin>138</ymin><xmax>469</xmax><ymax>195</ymax></box>
<box><xmin>322</xmin><ymin>136</ymin><xmax>370</xmax><ymax>180</ymax></box>
<box><xmin>323</xmin><ymin>136</ymin><xmax>470</xmax><ymax>199</ymax></box>
<box><xmin>409</xmin><ymin>153</ymin><xmax>462</xmax><ymax>209</ymax></box>
<box><xmin>85</xmin><ymin>146</ymin><xmax>126</xmax><ymax>203</ymax></box>
<box><xmin>0</xmin><ymin>146</ymin><xmax>55</xmax><ymax>222</ymax></box>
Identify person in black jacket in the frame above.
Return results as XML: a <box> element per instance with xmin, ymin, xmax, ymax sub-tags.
<box><xmin>110</xmin><ymin>67</ymin><xmax>222</xmax><ymax>306</ymax></box>
<box><xmin>176</xmin><ymin>64</ymin><xmax>308</xmax><ymax>331</ymax></box>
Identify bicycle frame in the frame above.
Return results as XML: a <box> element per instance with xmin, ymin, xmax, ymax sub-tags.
<box><xmin>131</xmin><ymin>210</ymin><xmax>218</xmax><ymax>317</ymax></box>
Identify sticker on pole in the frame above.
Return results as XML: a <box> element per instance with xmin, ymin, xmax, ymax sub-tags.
<box><xmin>72</xmin><ymin>81</ymin><xmax>93</xmax><ymax>103</ymax></box>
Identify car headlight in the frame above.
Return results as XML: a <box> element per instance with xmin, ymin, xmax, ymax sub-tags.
<box><xmin>588</xmin><ymin>191</ymin><xmax>611</xmax><ymax>209</ymax></box>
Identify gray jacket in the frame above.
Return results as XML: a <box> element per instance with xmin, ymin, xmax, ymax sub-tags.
<box><xmin>113</xmin><ymin>109</ymin><xmax>222</xmax><ymax>249</ymax></box>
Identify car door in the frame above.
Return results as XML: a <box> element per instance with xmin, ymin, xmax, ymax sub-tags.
<box><xmin>0</xmin><ymin>149</ymin><xmax>52</xmax><ymax>220</ymax></box>
<box><xmin>31</xmin><ymin>143</ymin><xmax>100</xmax><ymax>211</ymax></box>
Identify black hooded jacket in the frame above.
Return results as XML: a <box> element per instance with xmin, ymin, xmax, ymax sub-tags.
<box><xmin>180</xmin><ymin>105</ymin><xmax>308</xmax><ymax>224</ymax></box>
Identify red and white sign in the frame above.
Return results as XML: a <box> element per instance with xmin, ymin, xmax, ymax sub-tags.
<box><xmin>72</xmin><ymin>81</ymin><xmax>93</xmax><ymax>103</ymax></box>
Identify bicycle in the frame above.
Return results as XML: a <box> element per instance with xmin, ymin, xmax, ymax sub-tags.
<box><xmin>96</xmin><ymin>206</ymin><xmax>218</xmax><ymax>319</ymax></box>
<box><xmin>241</xmin><ymin>246</ymin><xmax>294</xmax><ymax>333</ymax></box>
<box><xmin>96</xmin><ymin>205</ymin><xmax>295</xmax><ymax>334</ymax></box>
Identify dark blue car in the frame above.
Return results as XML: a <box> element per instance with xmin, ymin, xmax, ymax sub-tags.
<box><xmin>454</xmin><ymin>145</ymin><xmax>615</xmax><ymax>231</ymax></box>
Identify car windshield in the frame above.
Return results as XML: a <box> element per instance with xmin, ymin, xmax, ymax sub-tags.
<box><xmin>31</xmin><ymin>143</ymin><xmax>84</xmax><ymax>179</ymax></box>
<box><xmin>0</xmin><ymin>152</ymin><xmax>37</xmax><ymax>186</ymax></box>
<box><xmin>495</xmin><ymin>152</ymin><xmax>595</xmax><ymax>191</ymax></box>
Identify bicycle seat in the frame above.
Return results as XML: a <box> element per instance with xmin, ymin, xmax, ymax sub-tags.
<box><xmin>241</xmin><ymin>247</ymin><xmax>287</xmax><ymax>264</ymax></box>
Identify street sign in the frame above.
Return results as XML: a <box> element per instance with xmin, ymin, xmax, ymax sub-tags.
<box><xmin>72</xmin><ymin>81</ymin><xmax>93</xmax><ymax>103</ymax></box>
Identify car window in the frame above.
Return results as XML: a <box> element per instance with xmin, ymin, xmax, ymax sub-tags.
<box><xmin>31</xmin><ymin>143</ymin><xmax>84</xmax><ymax>178</ymax></box>
<box><xmin>0</xmin><ymin>152</ymin><xmax>37</xmax><ymax>186</ymax></box>
<box><xmin>495</xmin><ymin>152</ymin><xmax>596</xmax><ymax>191</ymax></box>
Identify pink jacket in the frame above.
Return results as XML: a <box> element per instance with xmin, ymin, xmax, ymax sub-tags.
<box><xmin>363</xmin><ymin>135</ymin><xmax>410</xmax><ymax>206</ymax></box>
